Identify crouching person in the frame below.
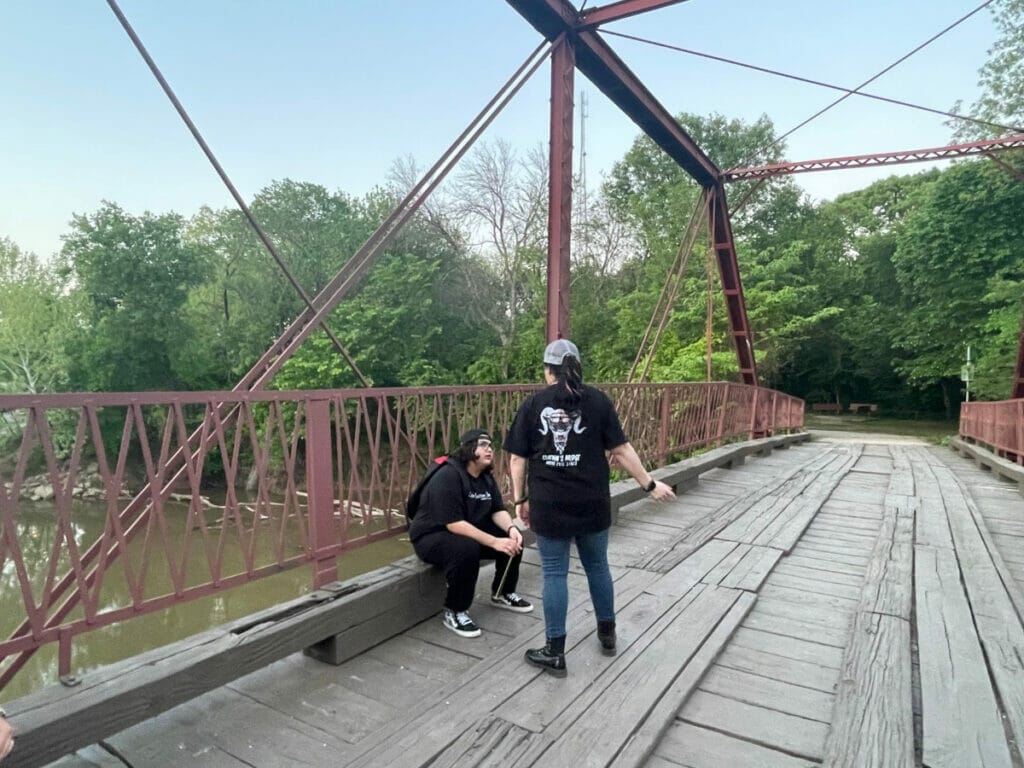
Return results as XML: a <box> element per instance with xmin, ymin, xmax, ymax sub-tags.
<box><xmin>409</xmin><ymin>429</ymin><xmax>533</xmax><ymax>638</ymax></box>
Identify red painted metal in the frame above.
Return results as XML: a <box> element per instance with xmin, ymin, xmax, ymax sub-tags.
<box><xmin>0</xmin><ymin>42</ymin><xmax>556</xmax><ymax>690</ymax></box>
<box><xmin>306</xmin><ymin>399</ymin><xmax>338</xmax><ymax>588</ymax></box>
<box><xmin>960</xmin><ymin>399</ymin><xmax>1024</xmax><ymax>464</ymax></box>
<box><xmin>724</xmin><ymin>134</ymin><xmax>1024</xmax><ymax>182</ymax></box>
<box><xmin>1014</xmin><ymin>311</ymin><xmax>1024</xmax><ymax>400</ymax></box>
<box><xmin>581</xmin><ymin>0</ymin><xmax>690</xmax><ymax>27</ymax></box>
<box><xmin>507</xmin><ymin>0</ymin><xmax>720</xmax><ymax>187</ymax></box>
<box><xmin>235</xmin><ymin>41</ymin><xmax>552</xmax><ymax>393</ymax></box>
<box><xmin>708</xmin><ymin>184</ymin><xmax>758</xmax><ymax>386</ymax></box>
<box><xmin>548</xmin><ymin>37</ymin><xmax>575</xmax><ymax>341</ymax></box>
<box><xmin>0</xmin><ymin>383</ymin><xmax>802</xmax><ymax>690</ymax></box>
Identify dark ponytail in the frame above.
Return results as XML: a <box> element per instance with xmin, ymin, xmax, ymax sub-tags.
<box><xmin>549</xmin><ymin>354</ymin><xmax>584</xmax><ymax>408</ymax></box>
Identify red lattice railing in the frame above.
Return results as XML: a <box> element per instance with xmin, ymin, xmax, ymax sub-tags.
<box><xmin>959</xmin><ymin>399</ymin><xmax>1024</xmax><ymax>463</ymax></box>
<box><xmin>0</xmin><ymin>382</ymin><xmax>802</xmax><ymax>689</ymax></box>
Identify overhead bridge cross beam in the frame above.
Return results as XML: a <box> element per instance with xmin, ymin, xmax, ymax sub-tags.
<box><xmin>507</xmin><ymin>0</ymin><xmax>759</xmax><ymax>386</ymax></box>
<box><xmin>507</xmin><ymin>0</ymin><xmax>719</xmax><ymax>188</ymax></box>
<box><xmin>723</xmin><ymin>134</ymin><xmax>1024</xmax><ymax>182</ymax></box>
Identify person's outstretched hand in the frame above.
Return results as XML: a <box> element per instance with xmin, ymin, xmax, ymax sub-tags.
<box><xmin>0</xmin><ymin>716</ymin><xmax>14</xmax><ymax>762</ymax></box>
<box><xmin>649</xmin><ymin>480</ymin><xmax>675</xmax><ymax>500</ymax></box>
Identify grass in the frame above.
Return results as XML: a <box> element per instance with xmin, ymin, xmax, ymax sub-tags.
<box><xmin>804</xmin><ymin>414</ymin><xmax>959</xmax><ymax>444</ymax></box>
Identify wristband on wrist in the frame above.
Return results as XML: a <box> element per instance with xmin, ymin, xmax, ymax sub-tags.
<box><xmin>507</xmin><ymin>526</ymin><xmax>517</xmax><ymax>536</ymax></box>
<box><xmin>513</xmin><ymin>497</ymin><xmax>528</xmax><ymax>505</ymax></box>
<box><xmin>643</xmin><ymin>478</ymin><xmax>656</xmax><ymax>493</ymax></box>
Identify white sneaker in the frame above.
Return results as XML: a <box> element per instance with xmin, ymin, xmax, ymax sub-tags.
<box><xmin>490</xmin><ymin>592</ymin><xmax>534</xmax><ymax>613</ymax></box>
<box><xmin>443</xmin><ymin>609</ymin><xmax>481</xmax><ymax>638</ymax></box>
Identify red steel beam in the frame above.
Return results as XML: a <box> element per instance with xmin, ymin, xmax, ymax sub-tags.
<box><xmin>581</xmin><ymin>0</ymin><xmax>690</xmax><ymax>27</ymax></box>
<box><xmin>724</xmin><ymin>134</ymin><xmax>1024</xmax><ymax>182</ymax></box>
<box><xmin>547</xmin><ymin>37</ymin><xmax>574</xmax><ymax>341</ymax></box>
<box><xmin>507</xmin><ymin>0</ymin><xmax>720</xmax><ymax>188</ymax></box>
<box><xmin>1014</xmin><ymin>310</ymin><xmax>1024</xmax><ymax>400</ymax></box>
<box><xmin>709</xmin><ymin>183</ymin><xmax>757</xmax><ymax>386</ymax></box>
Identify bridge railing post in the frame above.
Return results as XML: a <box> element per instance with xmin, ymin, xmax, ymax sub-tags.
<box><xmin>716</xmin><ymin>383</ymin><xmax>729</xmax><ymax>445</ymax></box>
<box><xmin>658</xmin><ymin>389</ymin><xmax>671</xmax><ymax>465</ymax></box>
<box><xmin>306</xmin><ymin>397</ymin><xmax>338</xmax><ymax>588</ymax></box>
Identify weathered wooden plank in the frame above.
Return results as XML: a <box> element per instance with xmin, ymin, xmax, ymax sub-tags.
<box><xmin>730</xmin><ymin>627</ymin><xmax>844</xmax><ymax>669</ymax></box>
<box><xmin>828</xmin><ymin>487</ymin><xmax>885</xmax><ymax>506</ymax></box>
<box><xmin>532</xmin><ymin>586</ymin><xmax>745</xmax><ymax>768</ymax></box>
<box><xmin>914</xmin><ymin>545</ymin><xmax>1012</xmax><ymax>768</ymax></box>
<box><xmin>364</xmin><ymin>634</ymin><xmax>479</xmax><ymax>683</ymax></box>
<box><xmin>758</xmin><ymin>583</ymin><xmax>858</xmax><ymax>611</ymax></box>
<box><xmin>505</xmin><ymin>584</ymin><xmax>709</xmax><ymax>734</ymax></box>
<box><xmin>755</xmin><ymin>456</ymin><xmax>862</xmax><ymax>551</ymax></box>
<box><xmin>108</xmin><ymin>684</ymin><xmax>356</xmax><ymax>768</ymax></box>
<box><xmin>7</xmin><ymin>561</ymin><xmax>442</xmax><ymax>767</ymax></box>
<box><xmin>700</xmin><ymin>541</ymin><xmax>752</xmax><ymax>584</ymax></box>
<box><xmin>646</xmin><ymin>538</ymin><xmax>739</xmax><ymax>594</ymax></box>
<box><xmin>340</xmin><ymin>568</ymin><xmax>660</xmax><ymax>768</ymax></box>
<box><xmin>859</xmin><ymin>497</ymin><xmax>915</xmax><ymax>620</ymax></box>
<box><xmin>911</xmin><ymin>452</ymin><xmax>956</xmax><ymax>550</ymax></box>
<box><xmin>818</xmin><ymin>500</ymin><xmax>884</xmax><ymax>519</ymax></box>
<box><xmin>773</xmin><ymin>561</ymin><xmax>863</xmax><ymax>587</ymax></box>
<box><xmin>799</xmin><ymin>531</ymin><xmax>875</xmax><ymax>553</ymax></box>
<box><xmin>823</xmin><ymin>612</ymin><xmax>913</xmax><ymax>768</ymax></box>
<box><xmin>803</xmin><ymin>524</ymin><xmax>877</xmax><ymax>543</ymax></box>
<box><xmin>229</xmin><ymin>651</ymin><xmax>431</xmax><ymax>722</ymax></box>
<box><xmin>717</xmin><ymin>491</ymin><xmax>812</xmax><ymax>544</ymax></box>
<box><xmin>790</xmin><ymin>543</ymin><xmax>871</xmax><ymax>565</ymax></box>
<box><xmin>752</xmin><ymin>596</ymin><xmax>855</xmax><ymax>632</ymax></box>
<box><xmin>422</xmin><ymin>714</ymin><xmax>550</xmax><ymax>768</ymax></box>
<box><xmin>715</xmin><ymin>644</ymin><xmax>839</xmax><ymax>693</ymax></box>
<box><xmin>639</xmin><ymin>449</ymin><xmax>842</xmax><ymax>572</ymax></box>
<box><xmin>609</xmin><ymin>592</ymin><xmax>755</xmax><ymax>768</ymax></box>
<box><xmin>681</xmin><ymin>690</ymin><xmax>829</xmax><ymax>761</ymax></box>
<box><xmin>853</xmin><ymin>454</ymin><xmax>893</xmax><ymax>474</ymax></box>
<box><xmin>714</xmin><ymin>545</ymin><xmax>783</xmax><ymax>592</ymax></box>
<box><xmin>699</xmin><ymin>665</ymin><xmax>834</xmax><ymax>722</ymax></box>
<box><xmin>813</xmin><ymin>512</ymin><xmax>884</xmax><ymax>530</ymax></box>
<box><xmin>767</xmin><ymin>572</ymin><xmax>862</xmax><ymax>601</ymax></box>
<box><xmin>932</xmin><ymin>460</ymin><xmax>1024</xmax><ymax>752</ymax></box>
<box><xmin>654</xmin><ymin>721</ymin><xmax>817</xmax><ymax>768</ymax></box>
<box><xmin>744</xmin><ymin>608</ymin><xmax>849</xmax><ymax>648</ymax></box>
<box><xmin>609</xmin><ymin>434</ymin><xmax>809</xmax><ymax>520</ymax></box>
<box><xmin>783</xmin><ymin>552</ymin><xmax>866</xmax><ymax>577</ymax></box>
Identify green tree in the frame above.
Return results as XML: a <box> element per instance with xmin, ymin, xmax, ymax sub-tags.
<box><xmin>952</xmin><ymin>0</ymin><xmax>1024</xmax><ymax>140</ymax></box>
<box><xmin>178</xmin><ymin>181</ymin><xmax>374</xmax><ymax>389</ymax></box>
<box><xmin>60</xmin><ymin>202</ymin><xmax>210</xmax><ymax>392</ymax></box>
<box><xmin>0</xmin><ymin>237</ymin><xmax>77</xmax><ymax>394</ymax></box>
<box><xmin>598</xmin><ymin>112</ymin><xmax>809</xmax><ymax>383</ymax></box>
<box><xmin>892</xmin><ymin>160</ymin><xmax>1024</xmax><ymax>412</ymax></box>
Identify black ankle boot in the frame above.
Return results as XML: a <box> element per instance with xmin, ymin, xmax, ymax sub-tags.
<box><xmin>525</xmin><ymin>635</ymin><xmax>567</xmax><ymax>677</ymax></box>
<box><xmin>597</xmin><ymin>620</ymin><xmax>617</xmax><ymax>656</ymax></box>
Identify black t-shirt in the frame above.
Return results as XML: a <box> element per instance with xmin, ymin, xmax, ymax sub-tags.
<box><xmin>505</xmin><ymin>384</ymin><xmax>628</xmax><ymax>538</ymax></box>
<box><xmin>407</xmin><ymin>460</ymin><xmax>504</xmax><ymax>542</ymax></box>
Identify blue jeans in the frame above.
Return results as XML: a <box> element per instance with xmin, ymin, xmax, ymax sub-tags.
<box><xmin>536</xmin><ymin>528</ymin><xmax>614</xmax><ymax>640</ymax></box>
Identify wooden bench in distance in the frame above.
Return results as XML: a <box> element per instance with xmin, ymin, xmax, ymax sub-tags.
<box><xmin>849</xmin><ymin>402</ymin><xmax>878</xmax><ymax>414</ymax></box>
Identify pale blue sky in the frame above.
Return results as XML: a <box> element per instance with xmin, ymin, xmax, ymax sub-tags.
<box><xmin>0</xmin><ymin>0</ymin><xmax>999</xmax><ymax>259</ymax></box>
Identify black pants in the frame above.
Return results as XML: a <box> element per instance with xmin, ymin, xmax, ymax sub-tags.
<box><xmin>413</xmin><ymin>525</ymin><xmax>522</xmax><ymax>612</ymax></box>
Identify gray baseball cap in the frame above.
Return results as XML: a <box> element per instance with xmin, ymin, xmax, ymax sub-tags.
<box><xmin>543</xmin><ymin>338</ymin><xmax>581</xmax><ymax>366</ymax></box>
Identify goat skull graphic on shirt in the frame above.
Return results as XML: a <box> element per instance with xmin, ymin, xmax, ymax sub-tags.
<box><xmin>538</xmin><ymin>407</ymin><xmax>585</xmax><ymax>454</ymax></box>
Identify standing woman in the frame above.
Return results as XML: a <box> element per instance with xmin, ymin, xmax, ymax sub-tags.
<box><xmin>505</xmin><ymin>339</ymin><xmax>675</xmax><ymax>677</ymax></box>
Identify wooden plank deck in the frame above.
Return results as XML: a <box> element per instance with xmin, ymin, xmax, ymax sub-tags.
<box><xmin>33</xmin><ymin>435</ymin><xmax>1024</xmax><ymax>768</ymax></box>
